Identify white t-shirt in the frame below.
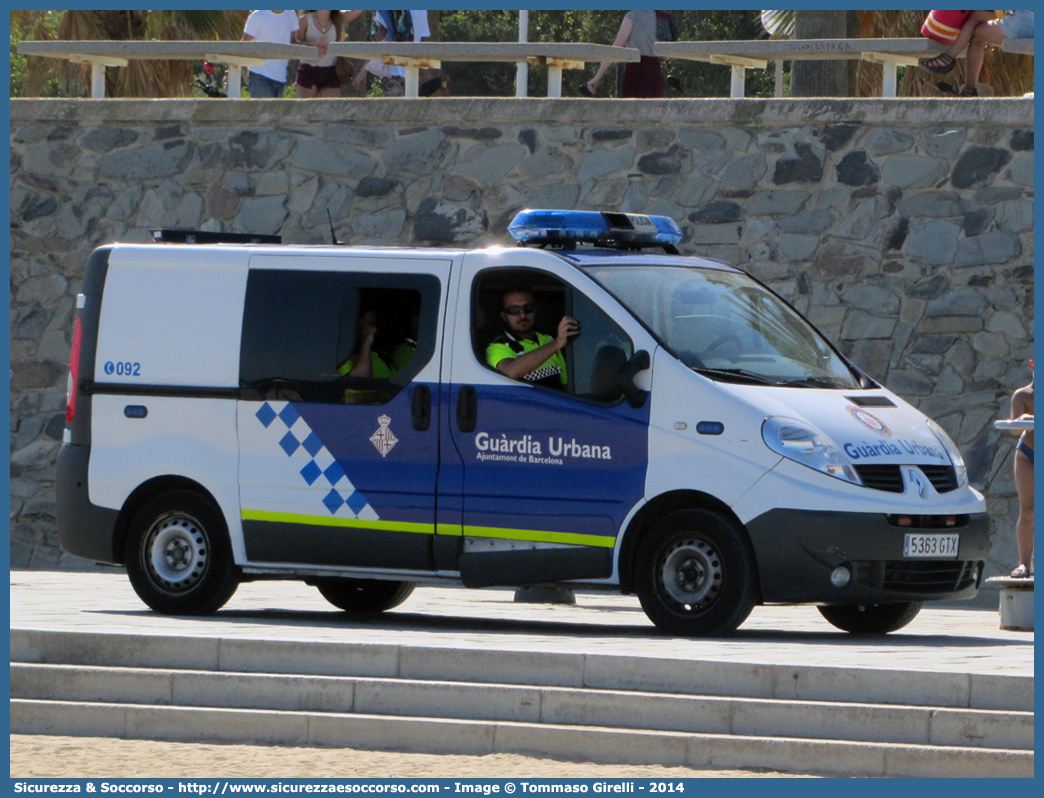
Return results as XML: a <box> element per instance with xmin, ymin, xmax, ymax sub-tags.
<box><xmin>244</xmin><ymin>10</ymin><xmax>300</xmax><ymax>83</ymax></box>
<box><xmin>378</xmin><ymin>10</ymin><xmax>430</xmax><ymax>78</ymax></box>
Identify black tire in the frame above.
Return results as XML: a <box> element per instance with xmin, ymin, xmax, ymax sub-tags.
<box><xmin>314</xmin><ymin>578</ymin><xmax>416</xmax><ymax>612</ymax></box>
<box><xmin>817</xmin><ymin>601</ymin><xmax>923</xmax><ymax>634</ymax></box>
<box><xmin>635</xmin><ymin>508</ymin><xmax>758</xmax><ymax>636</ymax></box>
<box><xmin>125</xmin><ymin>490</ymin><xmax>239</xmax><ymax>615</ymax></box>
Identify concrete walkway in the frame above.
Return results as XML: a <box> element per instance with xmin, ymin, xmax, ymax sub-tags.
<box><xmin>10</xmin><ymin>570</ymin><xmax>1033</xmax><ymax>677</ymax></box>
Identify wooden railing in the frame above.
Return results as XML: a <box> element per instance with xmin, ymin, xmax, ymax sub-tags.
<box><xmin>654</xmin><ymin>37</ymin><xmax>1034</xmax><ymax>98</ymax></box>
<box><xmin>17</xmin><ymin>40</ymin><xmax>639</xmax><ymax>99</ymax></box>
<box><xmin>19</xmin><ymin>37</ymin><xmax>1032</xmax><ymax>99</ymax></box>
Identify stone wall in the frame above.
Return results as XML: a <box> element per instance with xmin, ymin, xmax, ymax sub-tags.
<box><xmin>10</xmin><ymin>98</ymin><xmax>1034</xmax><ymax>591</ymax></box>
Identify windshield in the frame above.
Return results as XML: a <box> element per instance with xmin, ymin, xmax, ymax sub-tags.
<box><xmin>583</xmin><ymin>264</ymin><xmax>860</xmax><ymax>388</ymax></box>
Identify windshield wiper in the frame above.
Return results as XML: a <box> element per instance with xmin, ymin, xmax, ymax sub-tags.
<box><xmin>694</xmin><ymin>367</ymin><xmax>778</xmax><ymax>385</ymax></box>
<box><xmin>776</xmin><ymin>376</ymin><xmax>850</xmax><ymax>389</ymax></box>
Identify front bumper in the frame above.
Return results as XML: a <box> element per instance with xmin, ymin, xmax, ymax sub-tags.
<box><xmin>746</xmin><ymin>508</ymin><xmax>991</xmax><ymax>604</ymax></box>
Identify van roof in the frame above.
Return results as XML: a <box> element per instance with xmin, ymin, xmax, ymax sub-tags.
<box><xmin>110</xmin><ymin>241</ymin><xmax>742</xmax><ymax>274</ymax></box>
<box><xmin>557</xmin><ymin>248</ymin><xmax>743</xmax><ymax>273</ymax></box>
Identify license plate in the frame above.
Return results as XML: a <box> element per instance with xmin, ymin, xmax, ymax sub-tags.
<box><xmin>903</xmin><ymin>533</ymin><xmax>959</xmax><ymax>558</ymax></box>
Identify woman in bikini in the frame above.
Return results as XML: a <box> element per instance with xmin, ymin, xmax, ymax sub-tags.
<box><xmin>1009</xmin><ymin>359</ymin><xmax>1033</xmax><ymax>578</ymax></box>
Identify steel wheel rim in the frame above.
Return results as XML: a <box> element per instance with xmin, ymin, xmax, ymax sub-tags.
<box><xmin>657</xmin><ymin>536</ymin><xmax>723</xmax><ymax>612</ymax></box>
<box><xmin>144</xmin><ymin>512</ymin><xmax>209</xmax><ymax>594</ymax></box>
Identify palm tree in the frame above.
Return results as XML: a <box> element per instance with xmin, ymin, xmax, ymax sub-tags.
<box><xmin>12</xmin><ymin>10</ymin><xmax>247</xmax><ymax>98</ymax></box>
<box><xmin>791</xmin><ymin>11</ymin><xmax>855</xmax><ymax>97</ymax></box>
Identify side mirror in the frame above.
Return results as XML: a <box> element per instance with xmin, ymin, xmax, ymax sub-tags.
<box><xmin>618</xmin><ymin>350</ymin><xmax>650</xmax><ymax>408</ymax></box>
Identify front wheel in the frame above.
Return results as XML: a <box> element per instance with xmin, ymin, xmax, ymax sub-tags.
<box><xmin>817</xmin><ymin>601</ymin><xmax>922</xmax><ymax>634</ymax></box>
<box><xmin>635</xmin><ymin>509</ymin><xmax>758</xmax><ymax>636</ymax></box>
<box><xmin>125</xmin><ymin>490</ymin><xmax>239</xmax><ymax>615</ymax></box>
<box><xmin>313</xmin><ymin>578</ymin><xmax>416</xmax><ymax>612</ymax></box>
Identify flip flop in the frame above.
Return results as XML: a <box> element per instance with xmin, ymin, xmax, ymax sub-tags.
<box><xmin>1010</xmin><ymin>564</ymin><xmax>1031</xmax><ymax>578</ymax></box>
<box><xmin>922</xmin><ymin>52</ymin><xmax>956</xmax><ymax>74</ymax></box>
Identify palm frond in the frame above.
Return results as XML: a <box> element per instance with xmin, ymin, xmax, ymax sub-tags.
<box><xmin>760</xmin><ymin>10</ymin><xmax>794</xmax><ymax>39</ymax></box>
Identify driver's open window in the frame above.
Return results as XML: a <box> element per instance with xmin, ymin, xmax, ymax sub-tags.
<box><xmin>240</xmin><ymin>269</ymin><xmax>438</xmax><ymax>404</ymax></box>
<box><xmin>472</xmin><ymin>268</ymin><xmax>633</xmax><ymax>404</ymax></box>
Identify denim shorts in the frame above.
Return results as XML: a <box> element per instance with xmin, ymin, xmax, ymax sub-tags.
<box><xmin>248</xmin><ymin>72</ymin><xmax>286</xmax><ymax>98</ymax></box>
<box><xmin>1000</xmin><ymin>10</ymin><xmax>1034</xmax><ymax>40</ymax></box>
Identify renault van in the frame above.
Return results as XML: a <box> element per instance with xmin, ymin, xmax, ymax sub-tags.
<box><xmin>57</xmin><ymin>210</ymin><xmax>990</xmax><ymax>635</ymax></box>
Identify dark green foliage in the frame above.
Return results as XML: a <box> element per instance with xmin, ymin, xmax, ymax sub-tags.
<box><xmin>13</xmin><ymin>9</ymin><xmax>782</xmax><ymax>99</ymax></box>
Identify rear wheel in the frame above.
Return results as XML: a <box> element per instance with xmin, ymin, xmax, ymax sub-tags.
<box><xmin>313</xmin><ymin>578</ymin><xmax>416</xmax><ymax>612</ymax></box>
<box><xmin>125</xmin><ymin>490</ymin><xmax>239</xmax><ymax>615</ymax></box>
<box><xmin>817</xmin><ymin>601</ymin><xmax>922</xmax><ymax>634</ymax></box>
<box><xmin>635</xmin><ymin>508</ymin><xmax>757</xmax><ymax>636</ymax></box>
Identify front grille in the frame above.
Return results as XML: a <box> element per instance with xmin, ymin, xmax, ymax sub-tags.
<box><xmin>855</xmin><ymin>464</ymin><xmax>959</xmax><ymax>494</ymax></box>
<box><xmin>886</xmin><ymin>514</ymin><xmax>969</xmax><ymax>529</ymax></box>
<box><xmin>851</xmin><ymin>560</ymin><xmax>981</xmax><ymax>593</ymax></box>
<box><xmin>855</xmin><ymin>464</ymin><xmax>903</xmax><ymax>492</ymax></box>
<box><xmin>920</xmin><ymin>465</ymin><xmax>958</xmax><ymax>493</ymax></box>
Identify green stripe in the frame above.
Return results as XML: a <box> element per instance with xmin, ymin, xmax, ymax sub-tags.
<box><xmin>242</xmin><ymin>509</ymin><xmax>434</xmax><ymax>536</ymax></box>
<box><xmin>463</xmin><ymin>525</ymin><xmax>616</xmax><ymax>549</ymax></box>
<box><xmin>244</xmin><ymin>511</ymin><xmax>614</xmax><ymax>549</ymax></box>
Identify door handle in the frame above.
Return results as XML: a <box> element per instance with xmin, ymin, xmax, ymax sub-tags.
<box><xmin>456</xmin><ymin>385</ymin><xmax>477</xmax><ymax>433</ymax></box>
<box><xmin>411</xmin><ymin>384</ymin><xmax>431</xmax><ymax>431</ymax></box>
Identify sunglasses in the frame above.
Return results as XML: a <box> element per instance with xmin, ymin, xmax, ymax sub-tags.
<box><xmin>503</xmin><ymin>303</ymin><xmax>535</xmax><ymax>316</ymax></box>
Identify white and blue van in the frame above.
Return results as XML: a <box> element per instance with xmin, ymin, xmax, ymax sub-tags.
<box><xmin>57</xmin><ymin>210</ymin><xmax>990</xmax><ymax>635</ymax></box>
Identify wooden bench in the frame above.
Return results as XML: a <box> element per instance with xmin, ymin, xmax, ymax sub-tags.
<box><xmin>16</xmin><ymin>40</ymin><xmax>318</xmax><ymax>98</ymax></box>
<box><xmin>327</xmin><ymin>42</ymin><xmax>639</xmax><ymax>98</ymax></box>
<box><xmin>1003</xmin><ymin>38</ymin><xmax>1034</xmax><ymax>56</ymax></box>
<box><xmin>654</xmin><ymin>37</ymin><xmax>1032</xmax><ymax>98</ymax></box>
<box><xmin>17</xmin><ymin>40</ymin><xmax>639</xmax><ymax>99</ymax></box>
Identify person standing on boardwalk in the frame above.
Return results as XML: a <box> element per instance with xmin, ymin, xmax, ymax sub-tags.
<box><xmin>586</xmin><ymin>10</ymin><xmax>665</xmax><ymax>98</ymax></box>
<box><xmin>241</xmin><ymin>10</ymin><xmax>301</xmax><ymax>98</ymax></box>
<box><xmin>293</xmin><ymin>11</ymin><xmax>344</xmax><ymax>98</ymax></box>
<box><xmin>1008</xmin><ymin>359</ymin><xmax>1034</xmax><ymax>578</ymax></box>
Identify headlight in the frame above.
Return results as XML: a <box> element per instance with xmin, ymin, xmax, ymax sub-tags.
<box><xmin>926</xmin><ymin>418</ymin><xmax>969</xmax><ymax>487</ymax></box>
<box><xmin>762</xmin><ymin>417</ymin><xmax>862</xmax><ymax>486</ymax></box>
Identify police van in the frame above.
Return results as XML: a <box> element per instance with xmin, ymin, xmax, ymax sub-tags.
<box><xmin>57</xmin><ymin>210</ymin><xmax>990</xmax><ymax>636</ymax></box>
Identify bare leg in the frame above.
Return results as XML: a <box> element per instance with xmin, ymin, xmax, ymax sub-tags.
<box><xmin>946</xmin><ymin>11</ymin><xmax>996</xmax><ymax>58</ymax></box>
<box><xmin>965</xmin><ymin>19</ymin><xmax>1008</xmax><ymax>90</ymax></box>
<box><xmin>1012</xmin><ymin>449</ymin><xmax>1034</xmax><ymax>576</ymax></box>
<box><xmin>319</xmin><ymin>86</ymin><xmax>341</xmax><ymax>97</ymax></box>
<box><xmin>923</xmin><ymin>11</ymin><xmax>996</xmax><ymax>72</ymax></box>
<box><xmin>296</xmin><ymin>83</ymin><xmax>318</xmax><ymax>99</ymax></box>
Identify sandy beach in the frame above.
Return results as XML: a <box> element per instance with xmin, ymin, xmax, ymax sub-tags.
<box><xmin>11</xmin><ymin>735</ymin><xmax>817</xmax><ymax>779</ymax></box>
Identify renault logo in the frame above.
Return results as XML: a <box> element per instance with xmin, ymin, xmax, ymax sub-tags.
<box><xmin>907</xmin><ymin>468</ymin><xmax>927</xmax><ymax>498</ymax></box>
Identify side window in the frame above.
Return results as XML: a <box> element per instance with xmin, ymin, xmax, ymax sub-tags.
<box><xmin>240</xmin><ymin>269</ymin><xmax>439</xmax><ymax>404</ymax></box>
<box><xmin>472</xmin><ymin>268</ymin><xmax>633</xmax><ymax>404</ymax></box>
<box><xmin>569</xmin><ymin>291</ymin><xmax>634</xmax><ymax>400</ymax></box>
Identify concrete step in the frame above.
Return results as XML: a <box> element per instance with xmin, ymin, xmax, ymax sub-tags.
<box><xmin>10</xmin><ymin>698</ymin><xmax>1034</xmax><ymax>779</ymax></box>
<box><xmin>10</xmin><ymin>663</ymin><xmax>1034</xmax><ymax>752</ymax></box>
<box><xmin>10</xmin><ymin>628</ymin><xmax>1033</xmax><ymax>711</ymax></box>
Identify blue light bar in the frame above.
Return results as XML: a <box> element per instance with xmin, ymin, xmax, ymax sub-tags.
<box><xmin>508</xmin><ymin>210</ymin><xmax>682</xmax><ymax>248</ymax></box>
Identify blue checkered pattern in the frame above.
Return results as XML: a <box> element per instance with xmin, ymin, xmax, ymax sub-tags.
<box><xmin>256</xmin><ymin>401</ymin><xmax>376</xmax><ymax>518</ymax></box>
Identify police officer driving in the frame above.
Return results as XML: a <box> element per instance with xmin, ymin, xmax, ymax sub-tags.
<box><xmin>486</xmin><ymin>285</ymin><xmax>580</xmax><ymax>389</ymax></box>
